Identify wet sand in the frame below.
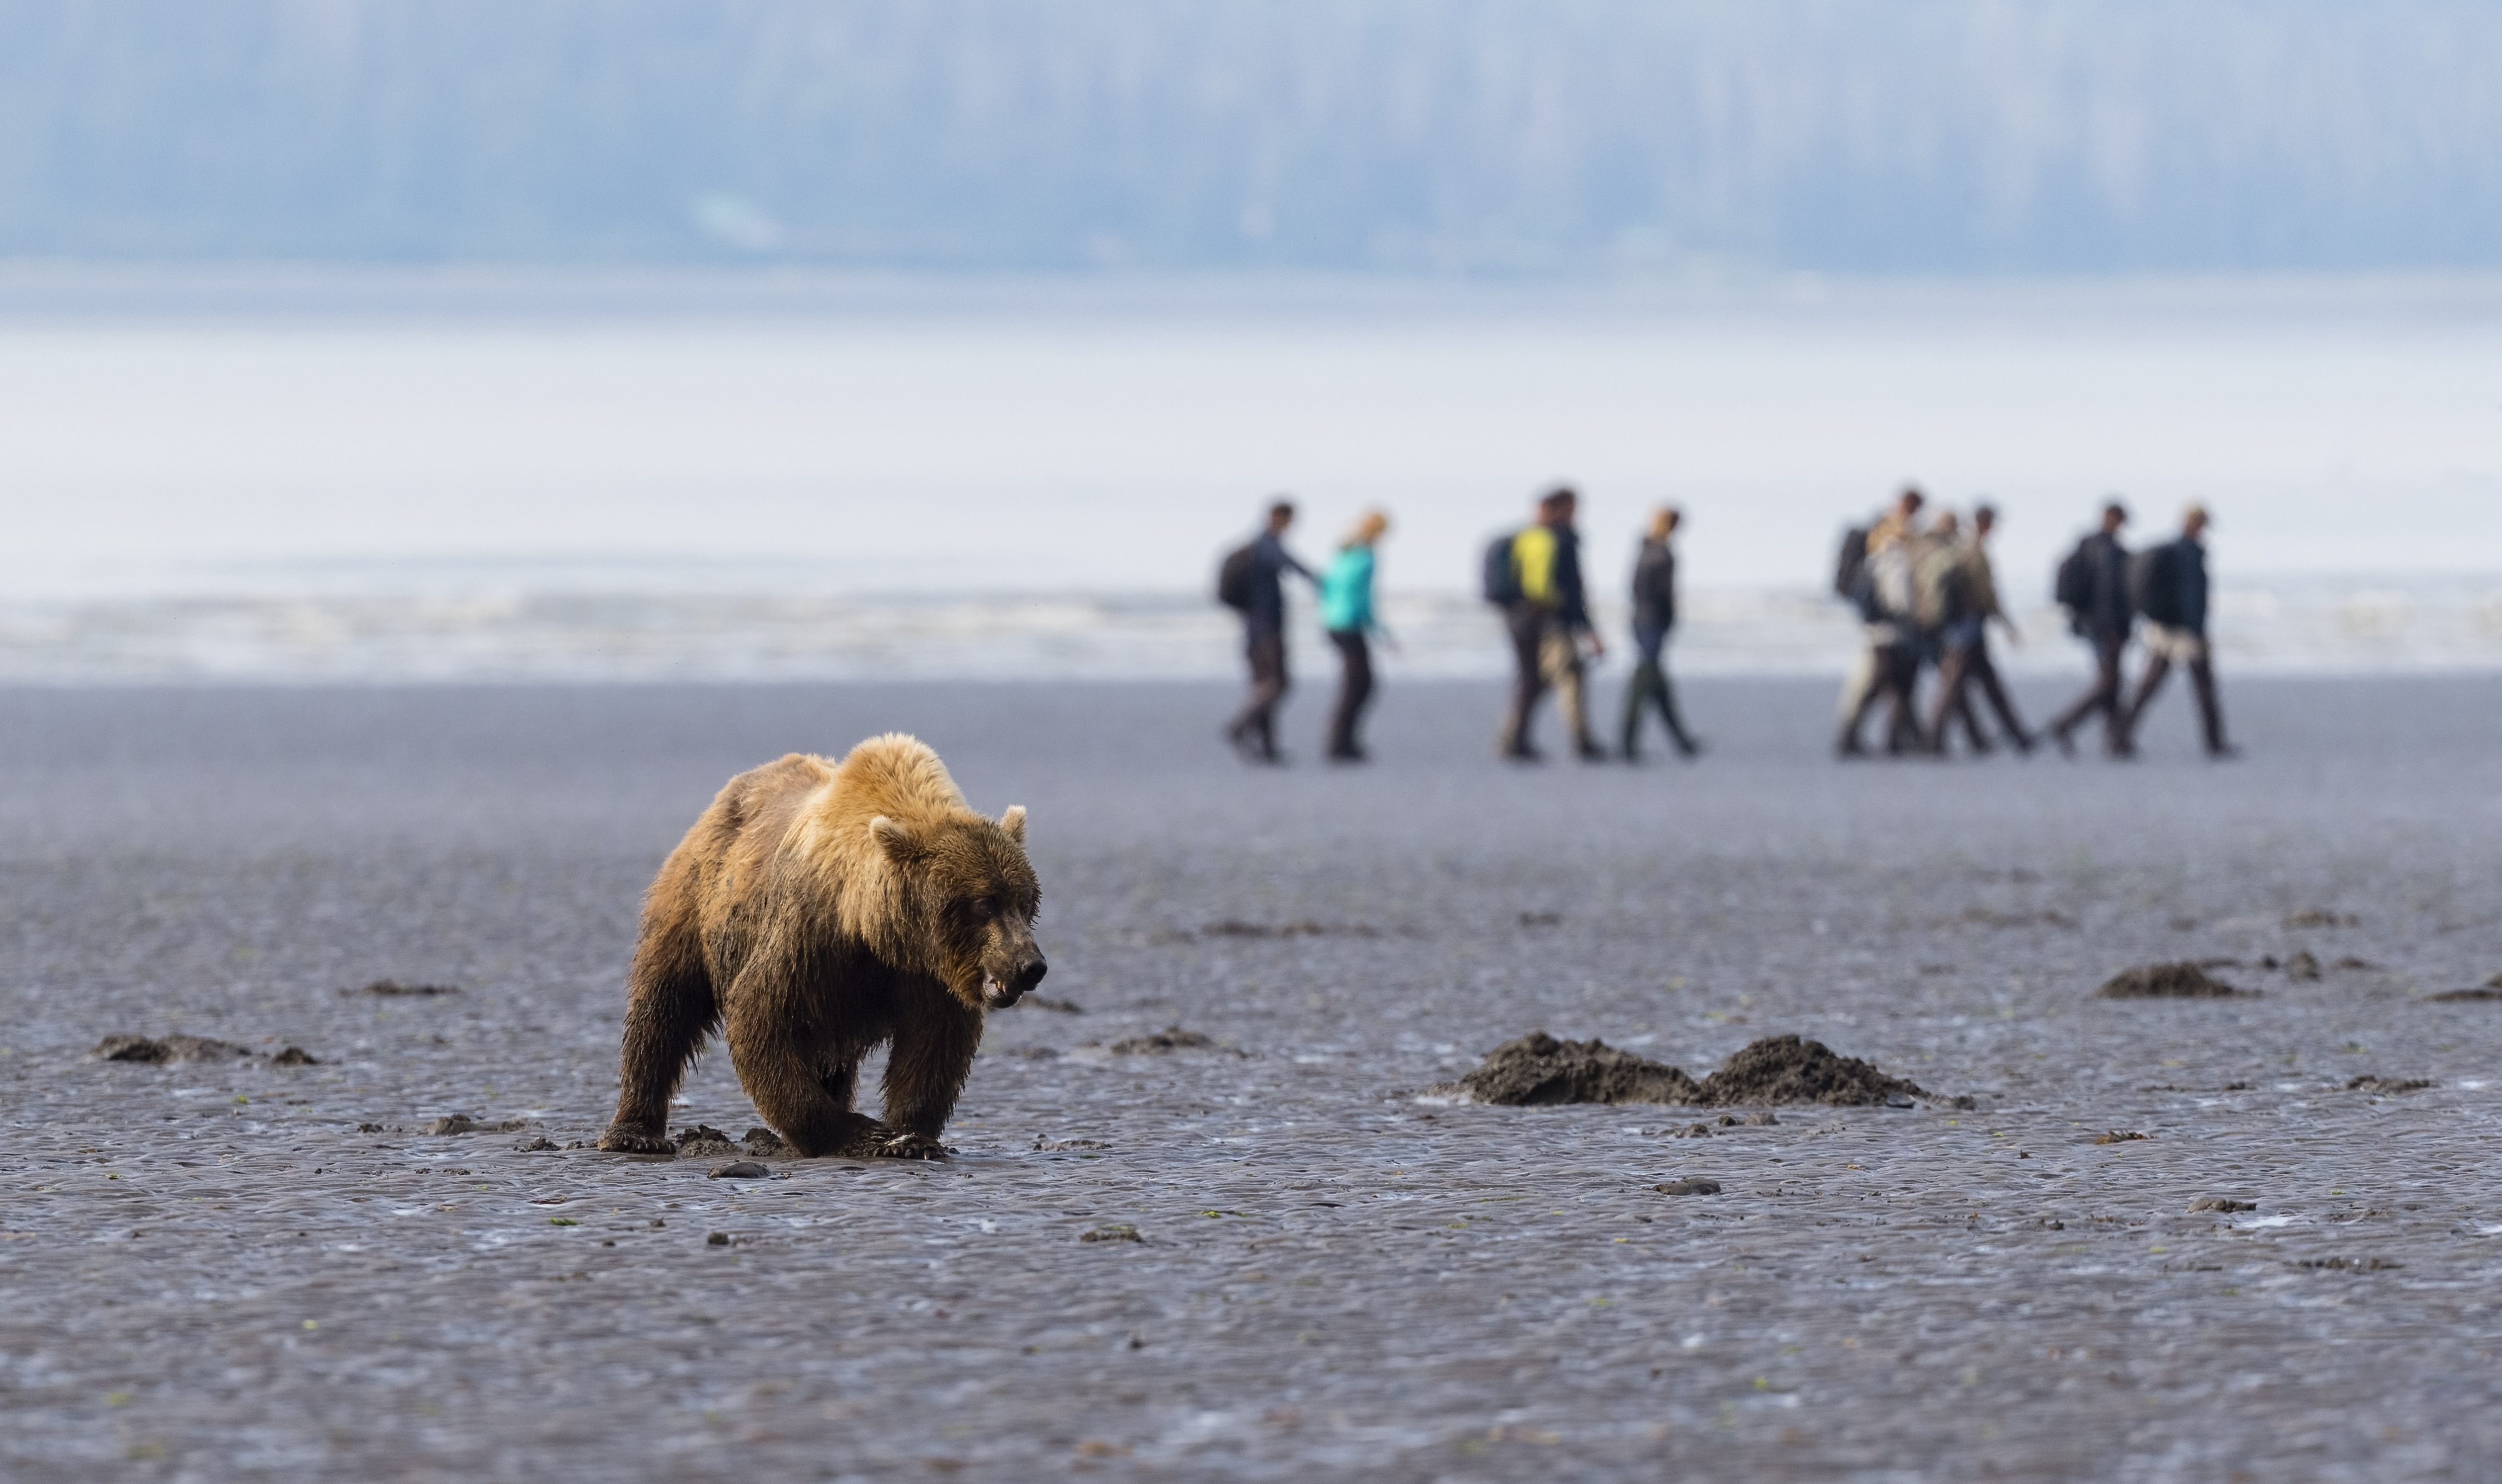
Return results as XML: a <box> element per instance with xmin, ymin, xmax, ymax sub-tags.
<box><xmin>3</xmin><ymin>674</ymin><xmax>2500</xmax><ymax>1480</ymax></box>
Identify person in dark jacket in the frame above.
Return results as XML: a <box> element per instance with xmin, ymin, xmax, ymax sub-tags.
<box><xmin>1619</xmin><ymin>505</ymin><xmax>1701</xmax><ymax>761</ymax></box>
<box><xmin>2121</xmin><ymin>504</ymin><xmax>2235</xmax><ymax>758</ymax></box>
<box><xmin>1497</xmin><ymin>486</ymin><xmax>1606</xmax><ymax>761</ymax></box>
<box><xmin>2046</xmin><ymin>500</ymin><xmax>2137</xmax><ymax>758</ymax></box>
<box><xmin>1224</xmin><ymin>499</ymin><xmax>1314</xmax><ymax>763</ymax></box>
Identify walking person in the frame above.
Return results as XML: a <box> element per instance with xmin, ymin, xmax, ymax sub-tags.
<box><xmin>2121</xmin><ymin>504</ymin><xmax>2236</xmax><ymax>758</ymax></box>
<box><xmin>1835</xmin><ymin>487</ymin><xmax>1928</xmax><ymax>757</ymax></box>
<box><xmin>1491</xmin><ymin>486</ymin><xmax>1606</xmax><ymax>762</ymax></box>
<box><xmin>1924</xmin><ymin>503</ymin><xmax>2036</xmax><ymax>755</ymax></box>
<box><xmin>1217</xmin><ymin>498</ymin><xmax>1314</xmax><ymax>763</ymax></box>
<box><xmin>1619</xmin><ymin>505</ymin><xmax>1701</xmax><ymax>762</ymax></box>
<box><xmin>2046</xmin><ymin>500</ymin><xmax>2136</xmax><ymax>757</ymax></box>
<box><xmin>1318</xmin><ymin>508</ymin><xmax>1391</xmax><ymax>762</ymax></box>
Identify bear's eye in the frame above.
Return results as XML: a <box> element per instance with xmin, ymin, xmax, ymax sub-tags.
<box><xmin>966</xmin><ymin>898</ymin><xmax>996</xmax><ymax>921</ymax></box>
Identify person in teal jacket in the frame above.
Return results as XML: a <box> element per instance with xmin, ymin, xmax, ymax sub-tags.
<box><xmin>1318</xmin><ymin>509</ymin><xmax>1391</xmax><ymax>761</ymax></box>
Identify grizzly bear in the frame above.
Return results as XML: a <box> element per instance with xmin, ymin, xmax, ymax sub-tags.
<box><xmin>596</xmin><ymin>734</ymin><xmax>1046</xmax><ymax>1160</ymax></box>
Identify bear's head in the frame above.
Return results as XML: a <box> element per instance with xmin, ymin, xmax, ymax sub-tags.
<box><xmin>870</xmin><ymin>805</ymin><xmax>1046</xmax><ymax>1011</ymax></box>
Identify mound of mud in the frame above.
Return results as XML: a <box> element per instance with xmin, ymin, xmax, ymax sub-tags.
<box><xmin>673</xmin><ymin>1125</ymin><xmax>790</xmax><ymax>1160</ymax></box>
<box><xmin>2343</xmin><ymin>1075</ymin><xmax>2435</xmax><ymax>1095</ymax></box>
<box><xmin>1424</xmin><ymin>1032</ymin><xmax>1701</xmax><ymax>1106</ymax></box>
<box><xmin>2096</xmin><ymin>963</ymin><xmax>2254</xmax><ymax>999</ymax></box>
<box><xmin>91</xmin><ymin>1034</ymin><xmax>317</xmax><ymax>1065</ymax></box>
<box><xmin>1695</xmin><ymin>1034</ymin><xmax>1934</xmax><ymax>1108</ymax></box>
<box><xmin>1426</xmin><ymin>1032</ymin><xmax>1945</xmax><ymax>1108</ymax></box>
<box><xmin>2429</xmin><ymin>986</ymin><xmax>2502</xmax><ymax>1002</ymax></box>
<box><xmin>1108</xmin><ymin>1027</ymin><xmax>1217</xmax><ymax>1055</ymax></box>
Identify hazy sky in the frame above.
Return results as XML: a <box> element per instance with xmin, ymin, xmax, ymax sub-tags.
<box><xmin>6</xmin><ymin>0</ymin><xmax>2502</xmax><ymax>274</ymax></box>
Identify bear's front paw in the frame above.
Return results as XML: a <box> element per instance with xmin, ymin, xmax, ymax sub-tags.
<box><xmin>595</xmin><ymin>1126</ymin><xmax>676</xmax><ymax>1155</ymax></box>
<box><xmin>873</xmin><ymin>1131</ymin><xmax>952</xmax><ymax>1161</ymax></box>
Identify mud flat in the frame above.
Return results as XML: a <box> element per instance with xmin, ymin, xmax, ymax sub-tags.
<box><xmin>2</xmin><ymin>676</ymin><xmax>2500</xmax><ymax>1481</ymax></box>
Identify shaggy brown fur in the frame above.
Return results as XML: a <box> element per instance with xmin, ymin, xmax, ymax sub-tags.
<box><xmin>596</xmin><ymin>734</ymin><xmax>1045</xmax><ymax>1160</ymax></box>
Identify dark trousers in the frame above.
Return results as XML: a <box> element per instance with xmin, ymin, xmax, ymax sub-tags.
<box><xmin>1839</xmin><ymin>640</ymin><xmax>1923</xmax><ymax>755</ymax></box>
<box><xmin>1619</xmin><ymin>630</ymin><xmax>1697</xmax><ymax>758</ymax></box>
<box><xmin>2049</xmin><ymin>633</ymin><xmax>2129</xmax><ymax>754</ymax></box>
<box><xmin>1227</xmin><ymin>624</ymin><xmax>1289</xmax><ymax>760</ymax></box>
<box><xmin>1929</xmin><ymin>636</ymin><xmax>2031</xmax><ymax>754</ymax></box>
<box><xmin>1325</xmin><ymin>629</ymin><xmax>1373</xmax><ymax>759</ymax></box>
<box><xmin>2124</xmin><ymin>649</ymin><xmax>2230</xmax><ymax>756</ymax></box>
<box><xmin>1499</xmin><ymin>604</ymin><xmax>1591</xmax><ymax>756</ymax></box>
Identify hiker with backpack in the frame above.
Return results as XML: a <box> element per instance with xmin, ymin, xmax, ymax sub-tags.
<box><xmin>1317</xmin><ymin>508</ymin><xmax>1392</xmax><ymax>762</ymax></box>
<box><xmin>2046</xmin><ymin>500</ymin><xmax>2137</xmax><ymax>757</ymax></box>
<box><xmin>1218</xmin><ymin>498</ymin><xmax>1315</xmax><ymax>763</ymax></box>
<box><xmin>1923</xmin><ymin>503</ymin><xmax>2036</xmax><ymax>755</ymax></box>
<box><xmin>1489</xmin><ymin>485</ymin><xmax>1606</xmax><ymax>762</ymax></box>
<box><xmin>1619</xmin><ymin>505</ymin><xmax>1702</xmax><ymax>762</ymax></box>
<box><xmin>2119</xmin><ymin>503</ymin><xmax>2236</xmax><ymax>758</ymax></box>
<box><xmin>1834</xmin><ymin>486</ymin><xmax>1929</xmax><ymax>757</ymax></box>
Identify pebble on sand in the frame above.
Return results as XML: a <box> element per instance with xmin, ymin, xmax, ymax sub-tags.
<box><xmin>708</xmin><ymin>1161</ymin><xmax>770</xmax><ymax>1179</ymax></box>
<box><xmin>1655</xmin><ymin>1178</ymin><xmax>1722</xmax><ymax>1196</ymax></box>
<box><xmin>1080</xmin><ymin>1224</ymin><xmax>1143</xmax><ymax>1243</ymax></box>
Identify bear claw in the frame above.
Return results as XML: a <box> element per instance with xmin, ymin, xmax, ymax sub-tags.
<box><xmin>595</xmin><ymin>1128</ymin><xmax>676</xmax><ymax>1155</ymax></box>
<box><xmin>873</xmin><ymin>1133</ymin><xmax>951</xmax><ymax>1160</ymax></box>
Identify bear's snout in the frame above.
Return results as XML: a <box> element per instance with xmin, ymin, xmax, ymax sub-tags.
<box><xmin>980</xmin><ymin>950</ymin><xmax>1048</xmax><ymax>1009</ymax></box>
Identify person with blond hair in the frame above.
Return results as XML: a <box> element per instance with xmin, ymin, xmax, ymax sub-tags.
<box><xmin>1317</xmin><ymin>508</ymin><xmax>1392</xmax><ymax>762</ymax></box>
<box><xmin>1619</xmin><ymin>505</ymin><xmax>1701</xmax><ymax>761</ymax></box>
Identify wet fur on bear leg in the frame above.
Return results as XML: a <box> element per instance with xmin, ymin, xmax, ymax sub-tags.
<box><xmin>597</xmin><ymin>853</ymin><xmax>718</xmax><ymax>1154</ymax></box>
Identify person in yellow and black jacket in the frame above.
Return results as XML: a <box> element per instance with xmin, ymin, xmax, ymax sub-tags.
<box><xmin>1492</xmin><ymin>486</ymin><xmax>1607</xmax><ymax>761</ymax></box>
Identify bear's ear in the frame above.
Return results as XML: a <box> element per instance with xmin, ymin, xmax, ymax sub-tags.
<box><xmin>998</xmin><ymin>805</ymin><xmax>1027</xmax><ymax>844</ymax></box>
<box><xmin>869</xmin><ymin>815</ymin><xmax>926</xmax><ymax>867</ymax></box>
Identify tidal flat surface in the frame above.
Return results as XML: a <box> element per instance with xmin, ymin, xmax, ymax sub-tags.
<box><xmin>2</xmin><ymin>676</ymin><xmax>2498</xmax><ymax>1481</ymax></box>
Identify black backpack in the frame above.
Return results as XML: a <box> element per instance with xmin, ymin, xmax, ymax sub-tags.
<box><xmin>2129</xmin><ymin>544</ymin><xmax>2181</xmax><ymax>625</ymax></box>
<box><xmin>1833</xmin><ymin>525</ymin><xmax>1870</xmax><ymax>600</ymax></box>
<box><xmin>1215</xmin><ymin>543</ymin><xmax>1259</xmax><ymax>610</ymax></box>
<box><xmin>2053</xmin><ymin>539</ymin><xmax>2095</xmax><ymax>612</ymax></box>
<box><xmin>1481</xmin><ymin>533</ymin><xmax>1521</xmax><ymax>605</ymax></box>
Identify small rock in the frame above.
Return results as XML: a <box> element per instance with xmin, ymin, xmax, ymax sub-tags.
<box><xmin>708</xmin><ymin>1161</ymin><xmax>770</xmax><ymax>1179</ymax></box>
<box><xmin>1080</xmin><ymin>1224</ymin><xmax>1143</xmax><ymax>1243</ymax></box>
<box><xmin>517</xmin><ymin>1136</ymin><xmax>559</xmax><ymax>1152</ymax></box>
<box><xmin>2283</xmin><ymin>950</ymin><xmax>2322</xmax><ymax>981</ymax></box>
<box><xmin>1034</xmin><ymin>1136</ymin><xmax>1113</xmax><ymax>1151</ymax></box>
<box><xmin>1655</xmin><ymin>1178</ymin><xmax>1722</xmax><ymax>1196</ymax></box>
<box><xmin>351</xmin><ymin>980</ymin><xmax>460</xmax><ymax>996</ymax></box>
<box><xmin>2188</xmin><ymin>1196</ymin><xmax>2258</xmax><ymax>1213</ymax></box>
<box><xmin>270</xmin><ymin>1046</ymin><xmax>320</xmax><ymax>1066</ymax></box>
<box><xmin>1666</xmin><ymin>1123</ymin><xmax>1713</xmax><ymax>1139</ymax></box>
<box><xmin>706</xmin><ymin>1232</ymin><xmax>731</xmax><ymax>1246</ymax></box>
<box><xmin>2093</xmin><ymin>1130</ymin><xmax>2151</xmax><ymax>1144</ymax></box>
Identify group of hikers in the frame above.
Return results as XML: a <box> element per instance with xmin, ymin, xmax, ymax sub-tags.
<box><xmin>1834</xmin><ymin>485</ymin><xmax>2233</xmax><ymax>760</ymax></box>
<box><xmin>1217</xmin><ymin>487</ymin><xmax>1700</xmax><ymax>765</ymax></box>
<box><xmin>1216</xmin><ymin>483</ymin><xmax>2233</xmax><ymax>765</ymax></box>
